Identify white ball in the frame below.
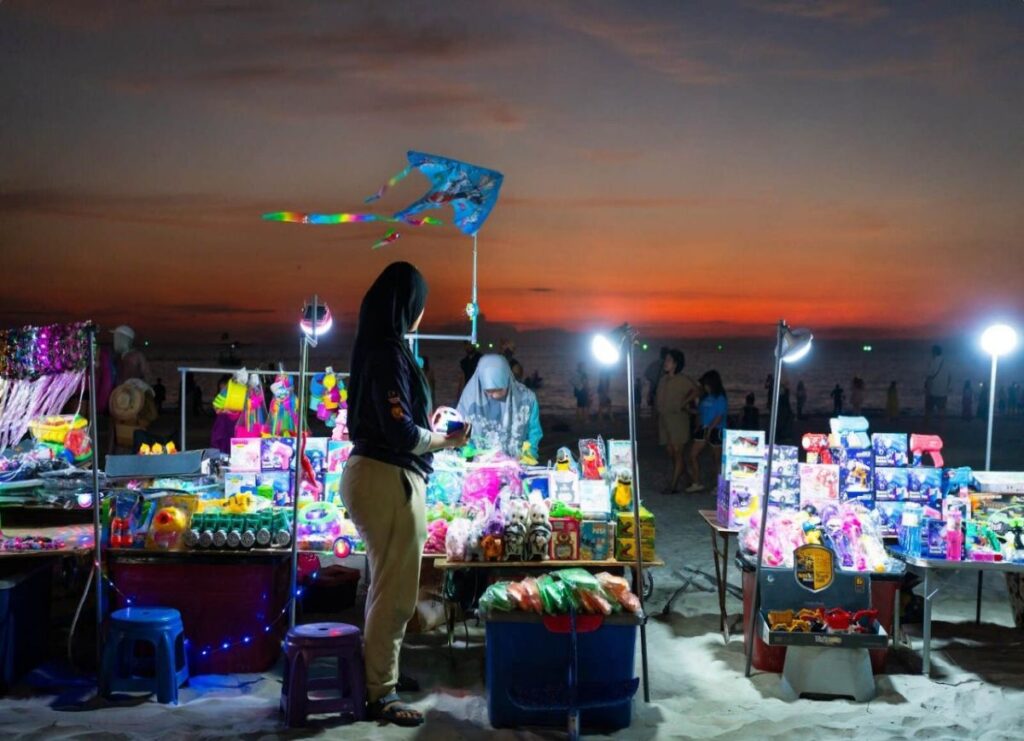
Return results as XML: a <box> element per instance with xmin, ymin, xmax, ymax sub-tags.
<box><xmin>431</xmin><ymin>406</ymin><xmax>464</xmax><ymax>434</ymax></box>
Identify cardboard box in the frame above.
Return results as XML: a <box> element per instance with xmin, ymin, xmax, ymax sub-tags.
<box><xmin>549</xmin><ymin>517</ymin><xmax>580</xmax><ymax>561</ymax></box>
<box><xmin>304</xmin><ymin>437</ymin><xmax>328</xmax><ymax>473</ymax></box>
<box><xmin>874</xmin><ymin>467</ymin><xmax>909</xmax><ymax>501</ymax></box>
<box><xmin>261</xmin><ymin>438</ymin><xmax>296</xmax><ymax>472</ymax></box>
<box><xmin>579</xmin><ymin>520</ymin><xmax>614</xmax><ymax>561</ymax></box>
<box><xmin>724</xmin><ymin>430</ymin><xmax>765</xmax><ymax>458</ymax></box>
<box><xmin>718</xmin><ymin>478</ymin><xmax>762</xmax><ymax>528</ymax></box>
<box><xmin>872</xmin><ymin>433</ymin><xmax>908</xmax><ymax>468</ymax></box>
<box><xmin>224</xmin><ymin>472</ymin><xmax>257</xmax><ymax>498</ymax></box>
<box><xmin>578</xmin><ymin>479</ymin><xmax>611</xmax><ymax>519</ymax></box>
<box><xmin>799</xmin><ymin>463</ymin><xmax>840</xmax><ymax>510</ymax></box>
<box><xmin>606</xmin><ymin>439</ymin><xmax>633</xmax><ymax>474</ymax></box>
<box><xmin>550</xmin><ymin>471</ymin><xmax>580</xmax><ymax>506</ymax></box>
<box><xmin>908</xmin><ymin>468</ymin><xmax>942</xmax><ymax>504</ymax></box>
<box><xmin>257</xmin><ymin>471</ymin><xmax>293</xmax><ymax>506</ymax></box>
<box><xmin>229</xmin><ymin>439</ymin><xmax>261</xmax><ymax>472</ymax></box>
<box><xmin>326</xmin><ymin>440</ymin><xmax>353</xmax><ymax>473</ymax></box>
<box><xmin>724</xmin><ymin>456</ymin><xmax>765</xmax><ymax>482</ymax></box>
<box><xmin>615</xmin><ymin>537</ymin><xmax>655</xmax><ymax>562</ymax></box>
<box><xmin>615</xmin><ymin>507</ymin><xmax>655</xmax><ymax>541</ymax></box>
<box><xmin>875</xmin><ymin>501</ymin><xmax>905</xmax><ymax>537</ymax></box>
<box><xmin>323</xmin><ymin>472</ymin><xmax>343</xmax><ymax>504</ymax></box>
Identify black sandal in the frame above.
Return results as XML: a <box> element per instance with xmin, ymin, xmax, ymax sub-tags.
<box><xmin>369</xmin><ymin>693</ymin><xmax>424</xmax><ymax>727</ymax></box>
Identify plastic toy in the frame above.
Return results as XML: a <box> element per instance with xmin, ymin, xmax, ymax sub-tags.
<box><xmin>296</xmin><ymin>501</ymin><xmax>343</xmax><ymax>551</ymax></box>
<box><xmin>149</xmin><ymin>506</ymin><xmax>189</xmax><ymax>550</ymax></box>
<box><xmin>262</xmin><ymin>438</ymin><xmax>295</xmax><ymax>471</ymax></box>
<box><xmin>801</xmin><ymin>434</ymin><xmax>832</xmax><ymax>464</ymax></box>
<box><xmin>578</xmin><ymin>439</ymin><xmax>606</xmax><ymax>480</ymax></box>
<box><xmin>267</xmin><ymin>373</ymin><xmax>299</xmax><ymax>437</ymax></box>
<box><xmin>235</xmin><ymin>373</ymin><xmax>268</xmax><ymax>437</ymax></box>
<box><xmin>309</xmin><ymin>367</ymin><xmax>348</xmax><ymax>430</ymax></box>
<box><xmin>527</xmin><ymin>500</ymin><xmax>552</xmax><ymax>561</ymax></box>
<box><xmin>430</xmin><ymin>406</ymin><xmax>464</xmax><ymax>434</ymax></box>
<box><xmin>554</xmin><ymin>447</ymin><xmax>578</xmax><ymax>474</ymax></box>
<box><xmin>612</xmin><ymin>471</ymin><xmax>633</xmax><ymax>512</ymax></box>
<box><xmin>445</xmin><ymin>518</ymin><xmax>472</xmax><ymax>561</ymax></box>
<box><xmin>424</xmin><ymin>519</ymin><xmax>448</xmax><ymax>554</ymax></box>
<box><xmin>520</xmin><ymin>441</ymin><xmax>538</xmax><ymax>466</ymax></box>
<box><xmin>910</xmin><ymin>434</ymin><xmax>944</xmax><ymax>467</ymax></box>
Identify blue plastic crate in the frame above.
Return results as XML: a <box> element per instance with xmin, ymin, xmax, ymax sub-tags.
<box><xmin>484</xmin><ymin>610</ymin><xmax>637</xmax><ymax>732</ymax></box>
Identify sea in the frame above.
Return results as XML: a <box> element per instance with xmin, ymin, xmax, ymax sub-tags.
<box><xmin>144</xmin><ymin>333</ymin><xmax>1024</xmax><ymax>418</ymax></box>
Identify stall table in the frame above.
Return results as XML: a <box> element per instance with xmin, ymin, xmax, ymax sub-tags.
<box><xmin>889</xmin><ymin>548</ymin><xmax>1024</xmax><ymax>676</ymax></box>
<box><xmin>0</xmin><ymin>524</ymin><xmax>95</xmax><ymax>558</ymax></box>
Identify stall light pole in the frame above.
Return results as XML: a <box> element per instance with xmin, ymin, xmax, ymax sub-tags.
<box><xmin>743</xmin><ymin>320</ymin><xmax>813</xmax><ymax>678</ymax></box>
<box><xmin>980</xmin><ymin>323</ymin><xmax>1018</xmax><ymax>472</ymax></box>
<box><xmin>86</xmin><ymin>324</ymin><xmax>104</xmax><ymax>667</ymax></box>
<box><xmin>289</xmin><ymin>296</ymin><xmax>332</xmax><ymax>627</ymax></box>
<box><xmin>592</xmin><ymin>324</ymin><xmax>650</xmax><ymax>703</ymax></box>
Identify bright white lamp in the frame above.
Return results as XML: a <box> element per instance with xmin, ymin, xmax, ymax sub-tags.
<box><xmin>981</xmin><ymin>323</ymin><xmax>1018</xmax><ymax>471</ymax></box>
<box><xmin>591</xmin><ymin>333</ymin><xmax>621</xmax><ymax>365</ymax></box>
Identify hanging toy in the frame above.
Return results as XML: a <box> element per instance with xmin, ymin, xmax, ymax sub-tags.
<box><xmin>267</xmin><ymin>372</ymin><xmax>298</xmax><ymax>437</ymax></box>
<box><xmin>236</xmin><ymin>372</ymin><xmax>268</xmax><ymax>438</ymax></box>
<box><xmin>309</xmin><ymin>367</ymin><xmax>348</xmax><ymax>430</ymax></box>
<box><xmin>213</xmin><ymin>369</ymin><xmax>248</xmax><ymax>415</ymax></box>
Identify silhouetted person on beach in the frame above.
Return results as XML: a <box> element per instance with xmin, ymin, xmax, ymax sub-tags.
<box><xmin>977</xmin><ymin>381</ymin><xmax>989</xmax><ymax>419</ymax></box>
<box><xmin>597</xmin><ymin>369</ymin><xmax>613</xmax><ymax>421</ymax></box>
<box><xmin>796</xmin><ymin>381</ymin><xmax>807</xmax><ymax>420</ymax></box>
<box><xmin>851</xmin><ymin>376</ymin><xmax>865</xmax><ymax>414</ymax></box>
<box><xmin>886</xmin><ymin>381</ymin><xmax>899</xmax><ymax>421</ymax></box>
<box><xmin>457</xmin><ymin>342</ymin><xmax>482</xmax><ymax>397</ymax></box>
<box><xmin>500</xmin><ymin>339</ymin><xmax>524</xmax><ymax>382</ymax></box>
<box><xmin>777</xmin><ymin>383</ymin><xmax>794</xmax><ymax>440</ymax></box>
<box><xmin>764</xmin><ymin>374</ymin><xmax>773</xmax><ymax>411</ymax></box>
<box><xmin>831</xmin><ymin>384</ymin><xmax>844</xmax><ymax>415</ymax></box>
<box><xmin>962</xmin><ymin>380</ymin><xmax>973</xmax><ymax>419</ymax></box>
<box><xmin>998</xmin><ymin>385</ymin><xmax>1007</xmax><ymax>415</ymax></box>
<box><xmin>644</xmin><ymin>347</ymin><xmax>669</xmax><ymax>409</ymax></box>
<box><xmin>741</xmin><ymin>393</ymin><xmax>760</xmax><ymax>429</ymax></box>
<box><xmin>925</xmin><ymin>344</ymin><xmax>951</xmax><ymax>422</ymax></box>
<box><xmin>572</xmin><ymin>362</ymin><xmax>591</xmax><ymax>424</ymax></box>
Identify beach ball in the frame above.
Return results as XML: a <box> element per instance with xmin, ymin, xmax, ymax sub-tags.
<box><xmin>430</xmin><ymin>406</ymin><xmax>464</xmax><ymax>434</ymax></box>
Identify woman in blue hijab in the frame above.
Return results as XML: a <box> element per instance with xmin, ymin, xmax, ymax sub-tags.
<box><xmin>457</xmin><ymin>354</ymin><xmax>542</xmax><ymax>459</ymax></box>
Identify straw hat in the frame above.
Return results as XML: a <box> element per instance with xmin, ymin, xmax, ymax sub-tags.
<box><xmin>109</xmin><ymin>383</ymin><xmax>144</xmax><ymax>421</ymax></box>
<box><xmin>111</xmin><ymin>325</ymin><xmax>135</xmax><ymax>341</ymax></box>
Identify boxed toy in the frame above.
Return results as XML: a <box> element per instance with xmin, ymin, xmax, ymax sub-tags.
<box><xmin>579</xmin><ymin>520</ymin><xmax>614</xmax><ymax>561</ymax></box>
<box><xmin>799</xmin><ymin>463</ymin><xmax>840</xmax><ymax>511</ymax></box>
<box><xmin>616</xmin><ymin>507</ymin><xmax>655</xmax><ymax>542</ymax></box>
<box><xmin>550</xmin><ymin>471</ymin><xmax>580</xmax><ymax>506</ymax></box>
<box><xmin>304</xmin><ymin>437</ymin><xmax>328</xmax><ymax>473</ymax></box>
<box><xmin>578</xmin><ymin>479</ymin><xmax>611</xmax><ymax>519</ymax></box>
<box><xmin>717</xmin><ymin>478</ymin><xmax>761</xmax><ymax>529</ymax></box>
<box><xmin>768</xmin><ymin>476</ymin><xmax>800</xmax><ymax>509</ymax></box>
<box><xmin>615</xmin><ymin>535</ymin><xmax>655</xmax><ymax>562</ymax></box>
<box><xmin>323</xmin><ymin>472</ymin><xmax>343</xmax><ymax>504</ymax></box>
<box><xmin>549</xmin><ymin>517</ymin><xmax>580</xmax><ymax>561</ymax></box>
<box><xmin>143</xmin><ymin>494</ymin><xmax>198</xmax><ymax>551</ymax></box>
<box><xmin>606</xmin><ymin>439</ymin><xmax>633</xmax><ymax>474</ymax></box>
<box><xmin>229</xmin><ymin>438</ymin><xmax>261</xmax><ymax>472</ymax></box>
<box><xmin>922</xmin><ymin>518</ymin><xmax>947</xmax><ymax>559</ymax></box>
<box><xmin>724</xmin><ymin>457</ymin><xmax>765</xmax><ymax>481</ymax></box>
<box><xmin>801</xmin><ymin>433</ymin><xmax>832</xmax><ymax>464</ymax></box>
<box><xmin>261</xmin><ymin>438</ymin><xmax>296</xmax><ymax>472</ymax></box>
<box><xmin>875</xmin><ymin>501</ymin><xmax>905</xmax><ymax>537</ymax></box>
<box><xmin>832</xmin><ymin>446</ymin><xmax>873</xmax><ymax>500</ymax></box>
<box><xmin>257</xmin><ymin>471</ymin><xmax>293</xmax><ymax>506</ymax></box>
<box><xmin>524</xmin><ymin>472</ymin><xmax>551</xmax><ymax>500</ymax></box>
<box><xmin>724</xmin><ymin>430</ymin><xmax>765</xmax><ymax>458</ymax></box>
<box><xmin>829</xmin><ymin>416</ymin><xmax>870</xmax><ymax>449</ymax></box>
<box><xmin>908</xmin><ymin>468</ymin><xmax>942</xmax><ymax>504</ymax></box>
<box><xmin>326</xmin><ymin>440</ymin><xmax>353</xmax><ymax>473</ymax></box>
<box><xmin>224</xmin><ymin>472</ymin><xmax>258</xmax><ymax>498</ymax></box>
<box><xmin>767</xmin><ymin>445</ymin><xmax>799</xmax><ymax>479</ymax></box>
<box><xmin>874</xmin><ymin>467</ymin><xmax>909</xmax><ymax>501</ymax></box>
<box><xmin>578</xmin><ymin>438</ymin><xmax>607</xmax><ymax>480</ymax></box>
<box><xmin>872</xmin><ymin>433</ymin><xmax>908</xmax><ymax>467</ymax></box>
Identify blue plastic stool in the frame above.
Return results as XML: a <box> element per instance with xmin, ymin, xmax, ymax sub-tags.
<box><xmin>101</xmin><ymin>607</ymin><xmax>189</xmax><ymax>704</ymax></box>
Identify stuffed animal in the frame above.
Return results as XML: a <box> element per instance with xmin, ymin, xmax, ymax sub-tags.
<box><xmin>612</xmin><ymin>470</ymin><xmax>633</xmax><ymax>511</ymax></box>
<box><xmin>527</xmin><ymin>501</ymin><xmax>552</xmax><ymax>561</ymax></box>
<box><xmin>481</xmin><ymin>533</ymin><xmax>503</xmax><ymax>561</ymax></box>
<box><xmin>504</xmin><ymin>521</ymin><xmax>527</xmax><ymax>561</ymax></box>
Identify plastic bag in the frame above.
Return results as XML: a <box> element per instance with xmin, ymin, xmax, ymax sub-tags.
<box><xmin>479</xmin><ymin>582</ymin><xmax>516</xmax><ymax>612</ymax></box>
<box><xmin>556</xmin><ymin>568</ymin><xmax>614</xmax><ymax>615</ymax></box>
<box><xmin>445</xmin><ymin>518</ymin><xmax>472</xmax><ymax>562</ymax></box>
<box><xmin>537</xmin><ymin>574</ymin><xmax>571</xmax><ymax>614</ymax></box>
<box><xmin>596</xmin><ymin>572</ymin><xmax>641</xmax><ymax>613</ymax></box>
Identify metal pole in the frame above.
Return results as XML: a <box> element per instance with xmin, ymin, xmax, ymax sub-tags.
<box><xmin>179</xmin><ymin>369</ymin><xmax>187</xmax><ymax>451</ymax></box>
<box><xmin>87</xmin><ymin>325</ymin><xmax>103</xmax><ymax>668</ymax></box>
<box><xmin>471</xmin><ymin>232</ymin><xmax>479</xmax><ymax>345</ymax></box>
<box><xmin>289</xmin><ymin>296</ymin><xmax>317</xmax><ymax>627</ymax></box>
<box><xmin>625</xmin><ymin>326</ymin><xmax>650</xmax><ymax>703</ymax></box>
<box><xmin>985</xmin><ymin>355</ymin><xmax>998</xmax><ymax>471</ymax></box>
<box><xmin>744</xmin><ymin>320</ymin><xmax>785</xmax><ymax>677</ymax></box>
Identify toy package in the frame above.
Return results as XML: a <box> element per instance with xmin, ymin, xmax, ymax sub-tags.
<box><xmin>872</xmin><ymin>433</ymin><xmax>908</xmax><ymax>467</ymax></box>
<box><xmin>229</xmin><ymin>438</ymin><xmax>261</xmax><ymax>472</ymax></box>
<box><xmin>615</xmin><ymin>507</ymin><xmax>655</xmax><ymax>560</ymax></box>
<box><xmin>716</xmin><ymin>477</ymin><xmax>761</xmax><ymax>528</ymax></box>
<box><xmin>611</xmin><ymin>471</ymin><xmax>634</xmax><ymax>513</ymax></box>
<box><xmin>725</xmin><ymin>457</ymin><xmax>765</xmax><ymax>481</ymax></box>
<box><xmin>224</xmin><ymin>472</ymin><xmax>257</xmax><ymax>498</ymax></box>
<box><xmin>144</xmin><ymin>494</ymin><xmax>198</xmax><ymax>551</ymax></box>
<box><xmin>829</xmin><ymin>416</ymin><xmax>870</xmax><ymax>449</ymax></box>
<box><xmin>767</xmin><ymin>445</ymin><xmax>800</xmax><ymax>479</ymax></box>
<box><xmin>553</xmin><ymin>446</ymin><xmax>579</xmax><ymax>475</ymax></box>
<box><xmin>908</xmin><ymin>468</ymin><xmax>942</xmax><ymax>505</ymax></box>
<box><xmin>578</xmin><ymin>479</ymin><xmax>611</xmax><ymax>519</ymax></box>
<box><xmin>606</xmin><ymin>439</ymin><xmax>633</xmax><ymax>474</ymax></box>
<box><xmin>523</xmin><ymin>472</ymin><xmax>551</xmax><ymax>500</ymax></box>
<box><xmin>725</xmin><ymin>430</ymin><xmax>765</xmax><ymax>458</ymax></box>
<box><xmin>910</xmin><ymin>434</ymin><xmax>944</xmax><ymax>467</ymax></box>
<box><xmin>326</xmin><ymin>440</ymin><xmax>353</xmax><ymax>473</ymax></box>
<box><xmin>799</xmin><ymin>463</ymin><xmax>840</xmax><ymax>511</ymax></box>
<box><xmin>304</xmin><ymin>437</ymin><xmax>328</xmax><ymax>473</ymax></box>
<box><xmin>257</xmin><ymin>471</ymin><xmax>293</xmax><ymax>506</ymax></box>
<box><xmin>942</xmin><ymin>467</ymin><xmax>976</xmax><ymax>496</ymax></box>
<box><xmin>768</xmin><ymin>476</ymin><xmax>800</xmax><ymax>509</ymax></box>
<box><xmin>874</xmin><ymin>467</ymin><xmax>909</xmax><ymax>501</ymax></box>
<box><xmin>874</xmin><ymin>501</ymin><xmax>905</xmax><ymax>537</ymax></box>
<box><xmin>261</xmin><ymin>437</ymin><xmax>296</xmax><ymax>471</ymax></box>
<box><xmin>578</xmin><ymin>438</ymin><xmax>607</xmax><ymax>480</ymax></box>
<box><xmin>550</xmin><ymin>470</ymin><xmax>580</xmax><ymax>506</ymax></box>
<box><xmin>579</xmin><ymin>520</ymin><xmax>614</xmax><ymax>561</ymax></box>
<box><xmin>107</xmin><ymin>492</ymin><xmax>145</xmax><ymax>548</ymax></box>
<box><xmin>550</xmin><ymin>517</ymin><xmax>581</xmax><ymax>560</ymax></box>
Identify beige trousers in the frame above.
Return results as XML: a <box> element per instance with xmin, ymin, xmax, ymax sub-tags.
<box><xmin>341</xmin><ymin>455</ymin><xmax>427</xmax><ymax>703</ymax></box>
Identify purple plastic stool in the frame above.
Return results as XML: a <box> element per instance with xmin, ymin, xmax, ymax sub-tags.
<box><xmin>280</xmin><ymin>622</ymin><xmax>366</xmax><ymax>727</ymax></box>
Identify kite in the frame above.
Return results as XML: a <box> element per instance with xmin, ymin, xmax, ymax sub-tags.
<box><xmin>262</xmin><ymin>151</ymin><xmax>503</xmax><ymax>247</ymax></box>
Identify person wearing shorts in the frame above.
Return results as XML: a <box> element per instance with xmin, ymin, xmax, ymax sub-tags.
<box><xmin>687</xmin><ymin>370</ymin><xmax>727</xmax><ymax>492</ymax></box>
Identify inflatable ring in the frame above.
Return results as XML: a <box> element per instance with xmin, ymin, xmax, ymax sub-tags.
<box><xmin>333</xmin><ymin>536</ymin><xmax>353</xmax><ymax>559</ymax></box>
<box><xmin>298</xmin><ymin>502</ymin><xmax>338</xmax><ymax>531</ymax></box>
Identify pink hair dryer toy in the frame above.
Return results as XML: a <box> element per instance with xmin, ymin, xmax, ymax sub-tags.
<box><xmin>910</xmin><ymin>434</ymin><xmax>943</xmax><ymax>467</ymax></box>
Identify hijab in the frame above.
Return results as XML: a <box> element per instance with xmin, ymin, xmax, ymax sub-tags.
<box><xmin>457</xmin><ymin>354</ymin><xmax>534</xmax><ymax>456</ymax></box>
<box><xmin>348</xmin><ymin>262</ymin><xmax>432</xmax><ymax>440</ymax></box>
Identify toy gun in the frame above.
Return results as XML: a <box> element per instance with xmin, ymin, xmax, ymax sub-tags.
<box><xmin>910</xmin><ymin>434</ymin><xmax>943</xmax><ymax>467</ymax></box>
<box><xmin>801</xmin><ymin>434</ymin><xmax>832</xmax><ymax>464</ymax></box>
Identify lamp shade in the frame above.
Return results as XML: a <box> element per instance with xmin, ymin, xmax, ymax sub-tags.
<box><xmin>592</xmin><ymin>334</ymin><xmax>621</xmax><ymax>365</ymax></box>
<box><xmin>780</xmin><ymin>328</ymin><xmax>813</xmax><ymax>364</ymax></box>
<box><xmin>300</xmin><ymin>302</ymin><xmax>332</xmax><ymax>338</ymax></box>
<box><xmin>981</xmin><ymin>324</ymin><xmax>1017</xmax><ymax>358</ymax></box>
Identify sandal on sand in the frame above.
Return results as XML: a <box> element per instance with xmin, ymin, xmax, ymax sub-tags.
<box><xmin>369</xmin><ymin>693</ymin><xmax>424</xmax><ymax>727</ymax></box>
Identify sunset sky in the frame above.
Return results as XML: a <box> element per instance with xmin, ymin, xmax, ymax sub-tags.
<box><xmin>2</xmin><ymin>1</ymin><xmax>1022</xmax><ymax>343</ymax></box>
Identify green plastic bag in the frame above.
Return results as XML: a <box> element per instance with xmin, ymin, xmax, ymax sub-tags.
<box><xmin>479</xmin><ymin>581</ymin><xmax>516</xmax><ymax>612</ymax></box>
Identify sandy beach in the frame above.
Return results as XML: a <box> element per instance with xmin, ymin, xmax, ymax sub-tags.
<box><xmin>1</xmin><ymin>409</ymin><xmax>1023</xmax><ymax>740</ymax></box>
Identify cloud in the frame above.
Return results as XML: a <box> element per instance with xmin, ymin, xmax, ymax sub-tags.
<box><xmin>528</xmin><ymin>287</ymin><xmax>554</xmax><ymax>293</ymax></box>
<box><xmin>747</xmin><ymin>0</ymin><xmax>890</xmax><ymax>25</ymax></box>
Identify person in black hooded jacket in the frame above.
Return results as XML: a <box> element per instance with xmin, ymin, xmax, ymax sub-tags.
<box><xmin>343</xmin><ymin>262</ymin><xmax>470</xmax><ymax>726</ymax></box>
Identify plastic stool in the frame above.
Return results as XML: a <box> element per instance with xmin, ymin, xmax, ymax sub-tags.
<box><xmin>781</xmin><ymin>646</ymin><xmax>875</xmax><ymax>702</ymax></box>
<box><xmin>281</xmin><ymin>622</ymin><xmax>366</xmax><ymax>727</ymax></box>
<box><xmin>101</xmin><ymin>607</ymin><xmax>189</xmax><ymax>704</ymax></box>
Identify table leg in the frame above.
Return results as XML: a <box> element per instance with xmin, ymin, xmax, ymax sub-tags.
<box><xmin>710</xmin><ymin>527</ymin><xmax>724</xmax><ymax>634</ymax></box>
<box><xmin>893</xmin><ymin>587</ymin><xmax>902</xmax><ymax>649</ymax></box>
<box><xmin>976</xmin><ymin>572</ymin><xmax>984</xmax><ymax>625</ymax></box>
<box><xmin>721</xmin><ymin>535</ymin><xmax>731</xmax><ymax>643</ymax></box>
<box><xmin>922</xmin><ymin>569</ymin><xmax>933</xmax><ymax>676</ymax></box>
